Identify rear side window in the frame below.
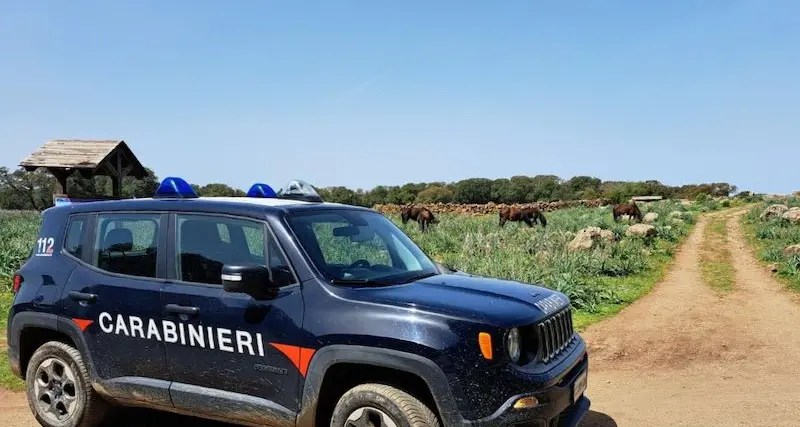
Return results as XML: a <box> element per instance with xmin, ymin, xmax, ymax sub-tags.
<box><xmin>64</xmin><ymin>217</ymin><xmax>86</xmax><ymax>259</ymax></box>
<box><xmin>94</xmin><ymin>213</ymin><xmax>161</xmax><ymax>278</ymax></box>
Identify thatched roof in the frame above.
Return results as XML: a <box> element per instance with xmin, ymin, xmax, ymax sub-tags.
<box><xmin>20</xmin><ymin>139</ymin><xmax>146</xmax><ymax>178</ymax></box>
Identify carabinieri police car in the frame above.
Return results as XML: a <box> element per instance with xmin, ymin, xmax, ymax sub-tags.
<box><xmin>7</xmin><ymin>177</ymin><xmax>590</xmax><ymax>427</ymax></box>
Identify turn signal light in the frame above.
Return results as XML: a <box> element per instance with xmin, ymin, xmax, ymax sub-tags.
<box><xmin>513</xmin><ymin>396</ymin><xmax>539</xmax><ymax>409</ymax></box>
<box><xmin>478</xmin><ymin>332</ymin><xmax>493</xmax><ymax>360</ymax></box>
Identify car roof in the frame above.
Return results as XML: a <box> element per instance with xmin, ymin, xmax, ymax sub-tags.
<box><xmin>48</xmin><ymin>196</ymin><xmax>376</xmax><ymax>217</ymax></box>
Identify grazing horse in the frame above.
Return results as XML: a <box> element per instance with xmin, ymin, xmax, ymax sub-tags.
<box><xmin>498</xmin><ymin>207</ymin><xmax>547</xmax><ymax>228</ymax></box>
<box><xmin>400</xmin><ymin>206</ymin><xmax>438</xmax><ymax>232</ymax></box>
<box><xmin>612</xmin><ymin>202</ymin><xmax>643</xmax><ymax>222</ymax></box>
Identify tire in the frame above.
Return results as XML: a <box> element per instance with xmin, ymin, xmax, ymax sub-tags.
<box><xmin>330</xmin><ymin>383</ymin><xmax>440</xmax><ymax>427</ymax></box>
<box><xmin>24</xmin><ymin>341</ymin><xmax>109</xmax><ymax>427</ymax></box>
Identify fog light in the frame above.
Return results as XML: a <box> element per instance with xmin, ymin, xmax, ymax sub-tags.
<box><xmin>513</xmin><ymin>396</ymin><xmax>539</xmax><ymax>409</ymax></box>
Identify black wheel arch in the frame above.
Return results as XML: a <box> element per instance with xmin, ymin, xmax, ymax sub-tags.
<box><xmin>296</xmin><ymin>345</ymin><xmax>464</xmax><ymax>427</ymax></box>
<box><xmin>8</xmin><ymin>312</ymin><xmax>98</xmax><ymax>383</ymax></box>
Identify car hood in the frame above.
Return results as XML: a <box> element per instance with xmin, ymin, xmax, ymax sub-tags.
<box><xmin>342</xmin><ymin>272</ymin><xmax>570</xmax><ymax>327</ymax></box>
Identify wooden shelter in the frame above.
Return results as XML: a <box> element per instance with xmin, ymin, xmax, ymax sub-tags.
<box><xmin>19</xmin><ymin>139</ymin><xmax>146</xmax><ymax>199</ymax></box>
<box><xmin>630</xmin><ymin>195</ymin><xmax>664</xmax><ymax>203</ymax></box>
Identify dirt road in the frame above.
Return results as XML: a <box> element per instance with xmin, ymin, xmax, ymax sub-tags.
<box><xmin>581</xmin><ymin>210</ymin><xmax>800</xmax><ymax>427</ymax></box>
<box><xmin>2</xmin><ymin>210</ymin><xmax>798</xmax><ymax>426</ymax></box>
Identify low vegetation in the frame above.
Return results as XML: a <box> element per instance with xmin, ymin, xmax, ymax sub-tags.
<box><xmin>743</xmin><ymin>198</ymin><xmax>800</xmax><ymax>291</ymax></box>
<box><xmin>700</xmin><ymin>215</ymin><xmax>735</xmax><ymax>293</ymax></box>
<box><xmin>0</xmin><ymin>201</ymin><xmax>698</xmax><ymax>389</ymax></box>
<box><xmin>393</xmin><ymin>200</ymin><xmax>696</xmax><ymax>328</ymax></box>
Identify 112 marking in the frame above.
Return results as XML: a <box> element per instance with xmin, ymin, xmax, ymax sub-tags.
<box><xmin>35</xmin><ymin>237</ymin><xmax>55</xmax><ymax>256</ymax></box>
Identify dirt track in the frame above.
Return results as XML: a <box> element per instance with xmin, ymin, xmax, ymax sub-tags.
<box><xmin>581</xmin><ymin>210</ymin><xmax>800</xmax><ymax>427</ymax></box>
<box><xmin>2</xmin><ymin>210</ymin><xmax>799</xmax><ymax>426</ymax></box>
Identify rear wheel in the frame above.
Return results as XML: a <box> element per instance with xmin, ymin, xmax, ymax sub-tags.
<box><xmin>330</xmin><ymin>384</ymin><xmax>440</xmax><ymax>427</ymax></box>
<box><xmin>25</xmin><ymin>341</ymin><xmax>109</xmax><ymax>427</ymax></box>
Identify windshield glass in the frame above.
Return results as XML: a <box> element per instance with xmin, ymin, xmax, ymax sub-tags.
<box><xmin>286</xmin><ymin>209</ymin><xmax>438</xmax><ymax>285</ymax></box>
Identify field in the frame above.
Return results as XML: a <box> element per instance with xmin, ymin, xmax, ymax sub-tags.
<box><xmin>0</xmin><ymin>202</ymin><xmax>698</xmax><ymax>391</ymax></box>
<box><xmin>391</xmin><ymin>200</ymin><xmax>697</xmax><ymax>327</ymax></box>
<box><xmin>742</xmin><ymin>197</ymin><xmax>800</xmax><ymax>291</ymax></box>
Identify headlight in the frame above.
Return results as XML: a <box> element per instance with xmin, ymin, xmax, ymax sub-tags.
<box><xmin>506</xmin><ymin>327</ymin><xmax>521</xmax><ymax>363</ymax></box>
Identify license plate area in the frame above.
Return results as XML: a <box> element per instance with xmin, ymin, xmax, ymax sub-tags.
<box><xmin>572</xmin><ymin>370</ymin><xmax>587</xmax><ymax>403</ymax></box>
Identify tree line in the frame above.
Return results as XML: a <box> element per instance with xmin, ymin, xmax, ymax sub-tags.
<box><xmin>0</xmin><ymin>166</ymin><xmax>740</xmax><ymax>211</ymax></box>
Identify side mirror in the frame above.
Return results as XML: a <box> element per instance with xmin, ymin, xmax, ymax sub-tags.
<box><xmin>221</xmin><ymin>264</ymin><xmax>276</xmax><ymax>299</ymax></box>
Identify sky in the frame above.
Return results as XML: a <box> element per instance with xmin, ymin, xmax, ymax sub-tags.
<box><xmin>0</xmin><ymin>1</ymin><xmax>798</xmax><ymax>194</ymax></box>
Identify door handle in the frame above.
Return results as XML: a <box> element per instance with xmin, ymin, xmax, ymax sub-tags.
<box><xmin>69</xmin><ymin>291</ymin><xmax>98</xmax><ymax>303</ymax></box>
<box><xmin>165</xmin><ymin>304</ymin><xmax>200</xmax><ymax>317</ymax></box>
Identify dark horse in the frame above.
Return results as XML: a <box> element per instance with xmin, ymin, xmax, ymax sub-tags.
<box><xmin>400</xmin><ymin>206</ymin><xmax>438</xmax><ymax>232</ymax></box>
<box><xmin>498</xmin><ymin>207</ymin><xmax>547</xmax><ymax>228</ymax></box>
<box><xmin>612</xmin><ymin>202</ymin><xmax>643</xmax><ymax>222</ymax></box>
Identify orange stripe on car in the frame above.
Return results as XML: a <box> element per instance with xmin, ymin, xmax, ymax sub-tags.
<box><xmin>269</xmin><ymin>343</ymin><xmax>317</xmax><ymax>377</ymax></box>
<box><xmin>72</xmin><ymin>318</ymin><xmax>94</xmax><ymax>332</ymax></box>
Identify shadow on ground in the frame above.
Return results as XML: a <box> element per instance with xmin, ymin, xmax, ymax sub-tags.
<box><xmin>102</xmin><ymin>409</ymin><xmax>235</xmax><ymax>427</ymax></box>
<box><xmin>101</xmin><ymin>408</ymin><xmax>619</xmax><ymax>427</ymax></box>
<box><xmin>579</xmin><ymin>410</ymin><xmax>618</xmax><ymax>427</ymax></box>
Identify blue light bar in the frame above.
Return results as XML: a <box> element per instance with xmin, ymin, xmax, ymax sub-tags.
<box><xmin>246</xmin><ymin>183</ymin><xmax>277</xmax><ymax>198</ymax></box>
<box><xmin>153</xmin><ymin>177</ymin><xmax>198</xmax><ymax>199</ymax></box>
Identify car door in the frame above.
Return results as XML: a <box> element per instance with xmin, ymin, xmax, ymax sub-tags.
<box><xmin>61</xmin><ymin>212</ymin><xmax>172</xmax><ymax>405</ymax></box>
<box><xmin>161</xmin><ymin>212</ymin><xmax>308</xmax><ymax>425</ymax></box>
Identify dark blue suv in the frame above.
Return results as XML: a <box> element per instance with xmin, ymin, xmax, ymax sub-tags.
<box><xmin>7</xmin><ymin>178</ymin><xmax>590</xmax><ymax>427</ymax></box>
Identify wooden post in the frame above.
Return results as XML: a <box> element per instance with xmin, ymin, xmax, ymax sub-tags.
<box><xmin>112</xmin><ymin>151</ymin><xmax>123</xmax><ymax>198</ymax></box>
<box><xmin>50</xmin><ymin>169</ymin><xmax>69</xmax><ymax>196</ymax></box>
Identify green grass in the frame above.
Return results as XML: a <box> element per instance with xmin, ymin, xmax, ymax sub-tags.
<box><xmin>743</xmin><ymin>198</ymin><xmax>800</xmax><ymax>292</ymax></box>
<box><xmin>392</xmin><ymin>200</ymin><xmax>696</xmax><ymax>329</ymax></box>
<box><xmin>1</xmin><ymin>291</ymin><xmax>23</xmax><ymax>390</ymax></box>
<box><xmin>699</xmin><ymin>215</ymin><xmax>735</xmax><ymax>293</ymax></box>
<box><xmin>0</xmin><ymin>201</ymin><xmax>696</xmax><ymax>393</ymax></box>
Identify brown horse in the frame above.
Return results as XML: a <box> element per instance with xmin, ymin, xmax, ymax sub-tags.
<box><xmin>612</xmin><ymin>202</ymin><xmax>643</xmax><ymax>222</ymax></box>
<box><xmin>498</xmin><ymin>207</ymin><xmax>547</xmax><ymax>228</ymax></box>
<box><xmin>400</xmin><ymin>206</ymin><xmax>438</xmax><ymax>232</ymax></box>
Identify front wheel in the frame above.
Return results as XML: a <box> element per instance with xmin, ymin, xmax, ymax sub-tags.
<box><xmin>25</xmin><ymin>341</ymin><xmax>109</xmax><ymax>427</ymax></box>
<box><xmin>330</xmin><ymin>384</ymin><xmax>440</xmax><ymax>427</ymax></box>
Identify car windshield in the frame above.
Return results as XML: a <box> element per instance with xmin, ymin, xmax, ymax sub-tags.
<box><xmin>286</xmin><ymin>209</ymin><xmax>439</xmax><ymax>285</ymax></box>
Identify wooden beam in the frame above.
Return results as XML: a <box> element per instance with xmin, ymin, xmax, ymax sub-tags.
<box><xmin>49</xmin><ymin>168</ymin><xmax>70</xmax><ymax>196</ymax></box>
<box><xmin>112</xmin><ymin>150</ymin><xmax>123</xmax><ymax>198</ymax></box>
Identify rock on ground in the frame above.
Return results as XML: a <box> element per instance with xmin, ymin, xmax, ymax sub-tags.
<box><xmin>644</xmin><ymin>212</ymin><xmax>659</xmax><ymax>223</ymax></box>
<box><xmin>761</xmin><ymin>204</ymin><xmax>789</xmax><ymax>220</ymax></box>
<box><xmin>626</xmin><ymin>223</ymin><xmax>657</xmax><ymax>238</ymax></box>
<box><xmin>781</xmin><ymin>207</ymin><xmax>800</xmax><ymax>223</ymax></box>
<box><xmin>783</xmin><ymin>244</ymin><xmax>800</xmax><ymax>256</ymax></box>
<box><xmin>568</xmin><ymin>227</ymin><xmax>616</xmax><ymax>251</ymax></box>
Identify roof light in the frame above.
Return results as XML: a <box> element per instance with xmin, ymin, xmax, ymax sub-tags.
<box><xmin>277</xmin><ymin>179</ymin><xmax>323</xmax><ymax>203</ymax></box>
<box><xmin>153</xmin><ymin>177</ymin><xmax>198</xmax><ymax>199</ymax></box>
<box><xmin>247</xmin><ymin>183</ymin><xmax>277</xmax><ymax>198</ymax></box>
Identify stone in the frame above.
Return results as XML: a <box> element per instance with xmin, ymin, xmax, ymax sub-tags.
<box><xmin>761</xmin><ymin>204</ymin><xmax>789</xmax><ymax>220</ymax></box>
<box><xmin>567</xmin><ymin>227</ymin><xmax>615</xmax><ymax>251</ymax></box>
<box><xmin>783</xmin><ymin>244</ymin><xmax>800</xmax><ymax>256</ymax></box>
<box><xmin>626</xmin><ymin>224</ymin><xmax>657</xmax><ymax>238</ymax></box>
<box><xmin>781</xmin><ymin>208</ymin><xmax>800</xmax><ymax>223</ymax></box>
<box><xmin>643</xmin><ymin>212</ymin><xmax>659</xmax><ymax>223</ymax></box>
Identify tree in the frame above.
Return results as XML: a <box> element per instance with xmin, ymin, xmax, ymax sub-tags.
<box><xmin>0</xmin><ymin>167</ymin><xmax>55</xmax><ymax>211</ymax></box>
<box><xmin>453</xmin><ymin>178</ymin><xmax>493</xmax><ymax>204</ymax></box>
<box><xmin>415</xmin><ymin>186</ymin><xmax>454</xmax><ymax>203</ymax></box>
<box><xmin>195</xmin><ymin>183</ymin><xmax>245</xmax><ymax>197</ymax></box>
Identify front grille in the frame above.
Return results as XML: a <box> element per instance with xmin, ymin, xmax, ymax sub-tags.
<box><xmin>536</xmin><ymin>306</ymin><xmax>575</xmax><ymax>363</ymax></box>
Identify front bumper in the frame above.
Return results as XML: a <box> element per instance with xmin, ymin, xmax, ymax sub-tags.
<box><xmin>465</xmin><ymin>353</ymin><xmax>590</xmax><ymax>427</ymax></box>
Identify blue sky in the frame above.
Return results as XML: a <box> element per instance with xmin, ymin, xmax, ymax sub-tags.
<box><xmin>1</xmin><ymin>1</ymin><xmax>797</xmax><ymax>194</ymax></box>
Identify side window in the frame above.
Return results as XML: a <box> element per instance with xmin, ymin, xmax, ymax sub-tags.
<box><xmin>176</xmin><ymin>215</ymin><xmax>295</xmax><ymax>287</ymax></box>
<box><xmin>64</xmin><ymin>217</ymin><xmax>86</xmax><ymax>259</ymax></box>
<box><xmin>94</xmin><ymin>213</ymin><xmax>161</xmax><ymax>278</ymax></box>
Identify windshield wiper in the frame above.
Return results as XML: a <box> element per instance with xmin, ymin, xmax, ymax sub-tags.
<box><xmin>330</xmin><ymin>278</ymin><xmax>390</xmax><ymax>287</ymax></box>
<box><xmin>399</xmin><ymin>271</ymin><xmax>439</xmax><ymax>283</ymax></box>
